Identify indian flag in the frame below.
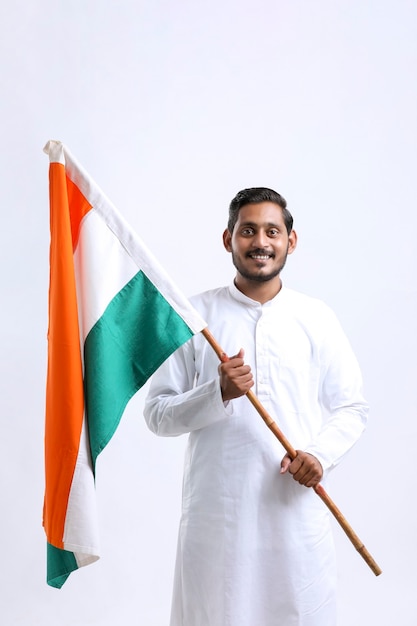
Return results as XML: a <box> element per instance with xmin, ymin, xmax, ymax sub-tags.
<box><xmin>43</xmin><ymin>140</ymin><xmax>206</xmax><ymax>588</ymax></box>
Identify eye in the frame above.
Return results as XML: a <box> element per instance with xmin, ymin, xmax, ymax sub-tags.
<box><xmin>241</xmin><ymin>227</ymin><xmax>255</xmax><ymax>236</ymax></box>
<box><xmin>268</xmin><ymin>228</ymin><xmax>279</xmax><ymax>237</ymax></box>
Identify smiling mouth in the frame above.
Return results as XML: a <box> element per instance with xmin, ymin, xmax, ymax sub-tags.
<box><xmin>247</xmin><ymin>250</ymin><xmax>274</xmax><ymax>261</ymax></box>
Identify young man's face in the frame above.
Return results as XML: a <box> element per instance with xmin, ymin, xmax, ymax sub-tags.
<box><xmin>223</xmin><ymin>202</ymin><xmax>297</xmax><ymax>284</ymax></box>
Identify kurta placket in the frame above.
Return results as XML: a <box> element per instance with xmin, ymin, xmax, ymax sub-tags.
<box><xmin>255</xmin><ymin>306</ymin><xmax>272</xmax><ymax>402</ymax></box>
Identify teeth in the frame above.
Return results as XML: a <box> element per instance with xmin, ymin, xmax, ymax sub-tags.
<box><xmin>251</xmin><ymin>255</ymin><xmax>270</xmax><ymax>259</ymax></box>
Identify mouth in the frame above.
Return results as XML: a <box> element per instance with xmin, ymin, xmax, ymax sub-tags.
<box><xmin>247</xmin><ymin>250</ymin><xmax>274</xmax><ymax>261</ymax></box>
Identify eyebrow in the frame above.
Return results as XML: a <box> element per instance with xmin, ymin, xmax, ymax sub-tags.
<box><xmin>239</xmin><ymin>221</ymin><xmax>281</xmax><ymax>228</ymax></box>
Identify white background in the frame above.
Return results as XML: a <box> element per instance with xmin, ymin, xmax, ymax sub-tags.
<box><xmin>1</xmin><ymin>1</ymin><xmax>416</xmax><ymax>624</ymax></box>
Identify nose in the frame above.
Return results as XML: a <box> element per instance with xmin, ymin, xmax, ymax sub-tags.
<box><xmin>252</xmin><ymin>229</ymin><xmax>268</xmax><ymax>248</ymax></box>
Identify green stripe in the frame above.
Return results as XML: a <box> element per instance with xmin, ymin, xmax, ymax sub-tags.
<box><xmin>47</xmin><ymin>543</ymin><xmax>78</xmax><ymax>588</ymax></box>
<box><xmin>84</xmin><ymin>270</ymin><xmax>194</xmax><ymax>469</ymax></box>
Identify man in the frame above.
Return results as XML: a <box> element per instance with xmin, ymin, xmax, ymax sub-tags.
<box><xmin>144</xmin><ymin>187</ymin><xmax>368</xmax><ymax>626</ymax></box>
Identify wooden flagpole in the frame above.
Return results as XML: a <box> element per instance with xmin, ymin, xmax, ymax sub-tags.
<box><xmin>201</xmin><ymin>327</ymin><xmax>382</xmax><ymax>576</ymax></box>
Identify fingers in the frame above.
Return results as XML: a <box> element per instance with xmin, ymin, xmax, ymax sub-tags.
<box><xmin>219</xmin><ymin>348</ymin><xmax>254</xmax><ymax>401</ymax></box>
<box><xmin>281</xmin><ymin>451</ymin><xmax>323</xmax><ymax>488</ymax></box>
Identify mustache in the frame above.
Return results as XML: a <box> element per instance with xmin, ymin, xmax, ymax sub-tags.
<box><xmin>246</xmin><ymin>248</ymin><xmax>275</xmax><ymax>258</ymax></box>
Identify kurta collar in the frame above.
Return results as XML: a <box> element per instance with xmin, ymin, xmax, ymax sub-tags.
<box><xmin>228</xmin><ymin>280</ymin><xmax>287</xmax><ymax>309</ymax></box>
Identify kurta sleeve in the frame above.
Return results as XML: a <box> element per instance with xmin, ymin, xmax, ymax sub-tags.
<box><xmin>144</xmin><ymin>338</ymin><xmax>232</xmax><ymax>436</ymax></box>
<box><xmin>304</xmin><ymin>309</ymin><xmax>369</xmax><ymax>471</ymax></box>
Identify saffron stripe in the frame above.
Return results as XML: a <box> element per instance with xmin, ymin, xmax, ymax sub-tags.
<box><xmin>66</xmin><ymin>174</ymin><xmax>92</xmax><ymax>250</ymax></box>
<box><xmin>44</xmin><ymin>162</ymin><xmax>84</xmax><ymax>548</ymax></box>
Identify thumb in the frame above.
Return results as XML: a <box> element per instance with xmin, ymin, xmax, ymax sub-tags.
<box><xmin>280</xmin><ymin>453</ymin><xmax>292</xmax><ymax>474</ymax></box>
<box><xmin>229</xmin><ymin>348</ymin><xmax>245</xmax><ymax>360</ymax></box>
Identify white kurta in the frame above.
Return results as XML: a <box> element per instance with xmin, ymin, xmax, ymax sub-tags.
<box><xmin>144</xmin><ymin>283</ymin><xmax>368</xmax><ymax>626</ymax></box>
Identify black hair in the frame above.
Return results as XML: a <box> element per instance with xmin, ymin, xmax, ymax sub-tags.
<box><xmin>228</xmin><ymin>187</ymin><xmax>293</xmax><ymax>234</ymax></box>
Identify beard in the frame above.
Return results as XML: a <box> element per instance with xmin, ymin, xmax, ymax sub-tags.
<box><xmin>231</xmin><ymin>246</ymin><xmax>289</xmax><ymax>283</ymax></box>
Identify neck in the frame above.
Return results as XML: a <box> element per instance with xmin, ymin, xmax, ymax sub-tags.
<box><xmin>234</xmin><ymin>275</ymin><xmax>282</xmax><ymax>304</ymax></box>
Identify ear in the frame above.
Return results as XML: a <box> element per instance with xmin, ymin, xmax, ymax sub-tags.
<box><xmin>287</xmin><ymin>229</ymin><xmax>298</xmax><ymax>255</ymax></box>
<box><xmin>223</xmin><ymin>228</ymin><xmax>232</xmax><ymax>252</ymax></box>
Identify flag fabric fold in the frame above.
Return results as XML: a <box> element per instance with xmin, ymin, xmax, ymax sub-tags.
<box><xmin>43</xmin><ymin>140</ymin><xmax>206</xmax><ymax>588</ymax></box>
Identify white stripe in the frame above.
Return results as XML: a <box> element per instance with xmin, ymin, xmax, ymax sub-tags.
<box><xmin>74</xmin><ymin>210</ymin><xmax>138</xmax><ymax>341</ymax></box>
<box><xmin>63</xmin><ymin>419</ymin><xmax>100</xmax><ymax>562</ymax></box>
<box><xmin>94</xmin><ymin>199</ymin><xmax>207</xmax><ymax>334</ymax></box>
